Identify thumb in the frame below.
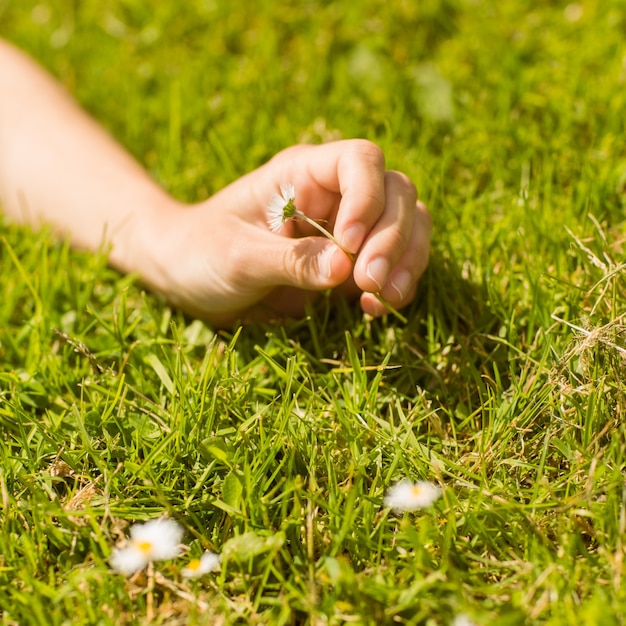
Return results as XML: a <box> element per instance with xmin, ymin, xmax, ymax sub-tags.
<box><xmin>253</xmin><ymin>234</ymin><xmax>353</xmax><ymax>290</ymax></box>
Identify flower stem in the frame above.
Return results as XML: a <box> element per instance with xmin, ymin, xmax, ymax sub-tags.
<box><xmin>295</xmin><ymin>210</ymin><xmax>355</xmax><ymax>262</ymax></box>
<box><xmin>295</xmin><ymin>210</ymin><xmax>407</xmax><ymax>323</ymax></box>
<box><xmin>372</xmin><ymin>292</ymin><xmax>408</xmax><ymax>323</ymax></box>
<box><xmin>146</xmin><ymin>561</ymin><xmax>155</xmax><ymax>620</ymax></box>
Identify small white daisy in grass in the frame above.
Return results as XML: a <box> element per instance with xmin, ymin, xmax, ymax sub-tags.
<box><xmin>109</xmin><ymin>544</ymin><xmax>151</xmax><ymax>576</ymax></box>
<box><xmin>181</xmin><ymin>551</ymin><xmax>220</xmax><ymax>578</ymax></box>
<box><xmin>110</xmin><ymin>518</ymin><xmax>184</xmax><ymax>576</ymax></box>
<box><xmin>266</xmin><ymin>183</ymin><xmax>297</xmax><ymax>233</ymax></box>
<box><xmin>384</xmin><ymin>479</ymin><xmax>441</xmax><ymax>512</ymax></box>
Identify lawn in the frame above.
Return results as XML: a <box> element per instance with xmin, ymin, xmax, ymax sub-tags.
<box><xmin>1</xmin><ymin>0</ymin><xmax>626</xmax><ymax>624</ymax></box>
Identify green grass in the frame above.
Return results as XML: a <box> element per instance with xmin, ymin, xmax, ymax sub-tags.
<box><xmin>2</xmin><ymin>0</ymin><xmax>626</xmax><ymax>623</ymax></box>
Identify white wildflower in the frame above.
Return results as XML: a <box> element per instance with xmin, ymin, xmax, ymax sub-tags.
<box><xmin>110</xmin><ymin>545</ymin><xmax>151</xmax><ymax>576</ymax></box>
<box><xmin>267</xmin><ymin>183</ymin><xmax>296</xmax><ymax>232</ymax></box>
<box><xmin>110</xmin><ymin>518</ymin><xmax>184</xmax><ymax>576</ymax></box>
<box><xmin>181</xmin><ymin>551</ymin><xmax>220</xmax><ymax>578</ymax></box>
<box><xmin>384</xmin><ymin>479</ymin><xmax>441</xmax><ymax>512</ymax></box>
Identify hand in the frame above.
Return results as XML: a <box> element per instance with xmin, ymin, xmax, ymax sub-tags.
<box><xmin>138</xmin><ymin>139</ymin><xmax>431</xmax><ymax>327</ymax></box>
<box><xmin>0</xmin><ymin>42</ymin><xmax>428</xmax><ymax>327</ymax></box>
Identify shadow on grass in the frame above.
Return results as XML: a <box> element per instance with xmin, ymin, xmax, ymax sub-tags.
<box><xmin>235</xmin><ymin>249</ymin><xmax>511</xmax><ymax>427</ymax></box>
<box><xmin>396</xmin><ymin>249</ymin><xmax>511</xmax><ymax>402</ymax></box>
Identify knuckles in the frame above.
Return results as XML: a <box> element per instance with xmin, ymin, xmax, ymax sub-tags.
<box><xmin>273</xmin><ymin>139</ymin><xmax>386</xmax><ymax>170</ymax></box>
<box><xmin>417</xmin><ymin>200</ymin><xmax>432</xmax><ymax>232</ymax></box>
<box><xmin>385</xmin><ymin>170</ymin><xmax>418</xmax><ymax>204</ymax></box>
<box><xmin>346</xmin><ymin>139</ymin><xmax>386</xmax><ymax>169</ymax></box>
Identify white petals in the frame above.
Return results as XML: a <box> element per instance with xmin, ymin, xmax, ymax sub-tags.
<box><xmin>129</xmin><ymin>518</ymin><xmax>184</xmax><ymax>561</ymax></box>
<box><xmin>267</xmin><ymin>198</ymin><xmax>287</xmax><ymax>232</ymax></box>
<box><xmin>110</xmin><ymin>545</ymin><xmax>150</xmax><ymax>576</ymax></box>
<box><xmin>279</xmin><ymin>183</ymin><xmax>295</xmax><ymax>202</ymax></box>
<box><xmin>181</xmin><ymin>551</ymin><xmax>220</xmax><ymax>578</ymax></box>
<box><xmin>108</xmin><ymin>478</ymin><xmax>444</xmax><ymax>582</ymax></box>
<box><xmin>384</xmin><ymin>479</ymin><xmax>441</xmax><ymax>512</ymax></box>
<box><xmin>266</xmin><ymin>183</ymin><xmax>296</xmax><ymax>232</ymax></box>
<box><xmin>110</xmin><ymin>518</ymin><xmax>184</xmax><ymax>576</ymax></box>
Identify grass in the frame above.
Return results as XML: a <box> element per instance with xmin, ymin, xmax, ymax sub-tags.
<box><xmin>1</xmin><ymin>0</ymin><xmax>626</xmax><ymax>623</ymax></box>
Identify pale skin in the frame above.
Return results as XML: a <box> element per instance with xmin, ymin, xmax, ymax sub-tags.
<box><xmin>0</xmin><ymin>39</ymin><xmax>431</xmax><ymax>328</ymax></box>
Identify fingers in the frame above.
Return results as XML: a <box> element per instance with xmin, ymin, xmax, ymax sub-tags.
<box><xmin>359</xmin><ymin>200</ymin><xmax>431</xmax><ymax>316</ymax></box>
<box><xmin>352</xmin><ymin>170</ymin><xmax>417</xmax><ymax>289</ymax></box>
<box><xmin>274</xmin><ymin>140</ymin><xmax>387</xmax><ymax>254</ymax></box>
<box><xmin>245</xmin><ymin>139</ymin><xmax>430</xmax><ymax>318</ymax></box>
<box><xmin>332</xmin><ymin>141</ymin><xmax>387</xmax><ymax>254</ymax></box>
<box><xmin>232</xmin><ymin>227</ymin><xmax>354</xmax><ymax>292</ymax></box>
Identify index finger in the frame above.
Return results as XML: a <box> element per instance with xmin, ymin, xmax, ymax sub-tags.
<box><xmin>305</xmin><ymin>139</ymin><xmax>387</xmax><ymax>255</ymax></box>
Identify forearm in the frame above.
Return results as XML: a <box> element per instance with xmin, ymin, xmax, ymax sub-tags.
<box><xmin>0</xmin><ymin>38</ymin><xmax>177</xmax><ymax>274</ymax></box>
<box><xmin>0</xmin><ymin>41</ymin><xmax>429</xmax><ymax>325</ymax></box>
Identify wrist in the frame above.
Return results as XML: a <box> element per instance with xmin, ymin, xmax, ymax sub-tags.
<box><xmin>107</xmin><ymin>194</ymin><xmax>186</xmax><ymax>297</ymax></box>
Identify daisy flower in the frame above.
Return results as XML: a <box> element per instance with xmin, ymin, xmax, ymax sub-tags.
<box><xmin>265</xmin><ymin>182</ymin><xmax>412</xmax><ymax>322</ymax></box>
<box><xmin>267</xmin><ymin>183</ymin><xmax>297</xmax><ymax>233</ymax></box>
<box><xmin>266</xmin><ymin>182</ymin><xmax>354</xmax><ymax>257</ymax></box>
<box><xmin>110</xmin><ymin>518</ymin><xmax>184</xmax><ymax>576</ymax></box>
<box><xmin>266</xmin><ymin>183</ymin><xmax>411</xmax><ymax>322</ymax></box>
<box><xmin>181</xmin><ymin>551</ymin><xmax>220</xmax><ymax>578</ymax></box>
<box><xmin>384</xmin><ymin>479</ymin><xmax>441</xmax><ymax>512</ymax></box>
<box><xmin>109</xmin><ymin>544</ymin><xmax>151</xmax><ymax>576</ymax></box>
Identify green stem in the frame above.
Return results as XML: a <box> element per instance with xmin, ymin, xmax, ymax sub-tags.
<box><xmin>372</xmin><ymin>292</ymin><xmax>408</xmax><ymax>324</ymax></box>
<box><xmin>295</xmin><ymin>211</ymin><xmax>355</xmax><ymax>262</ymax></box>
<box><xmin>295</xmin><ymin>210</ymin><xmax>407</xmax><ymax>323</ymax></box>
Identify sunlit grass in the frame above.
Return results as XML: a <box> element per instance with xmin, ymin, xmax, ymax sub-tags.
<box><xmin>1</xmin><ymin>0</ymin><xmax>626</xmax><ymax>624</ymax></box>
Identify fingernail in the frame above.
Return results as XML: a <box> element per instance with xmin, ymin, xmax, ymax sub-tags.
<box><xmin>341</xmin><ymin>224</ymin><xmax>366</xmax><ymax>254</ymax></box>
<box><xmin>390</xmin><ymin>269</ymin><xmax>412</xmax><ymax>301</ymax></box>
<box><xmin>366</xmin><ymin>257</ymin><xmax>390</xmax><ymax>291</ymax></box>
<box><xmin>321</xmin><ymin>245</ymin><xmax>337</xmax><ymax>280</ymax></box>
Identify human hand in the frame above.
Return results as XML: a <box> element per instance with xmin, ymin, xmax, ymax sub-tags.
<box><xmin>138</xmin><ymin>139</ymin><xmax>431</xmax><ymax>327</ymax></box>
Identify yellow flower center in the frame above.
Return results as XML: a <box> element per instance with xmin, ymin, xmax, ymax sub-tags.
<box><xmin>137</xmin><ymin>541</ymin><xmax>153</xmax><ymax>554</ymax></box>
<box><xmin>411</xmin><ymin>485</ymin><xmax>422</xmax><ymax>496</ymax></box>
<box><xmin>186</xmin><ymin>558</ymin><xmax>201</xmax><ymax>571</ymax></box>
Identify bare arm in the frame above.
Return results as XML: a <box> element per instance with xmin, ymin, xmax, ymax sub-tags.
<box><xmin>0</xmin><ymin>39</ymin><xmax>431</xmax><ymax>327</ymax></box>
<box><xmin>0</xmin><ymin>39</ymin><xmax>175</xmax><ymax>274</ymax></box>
